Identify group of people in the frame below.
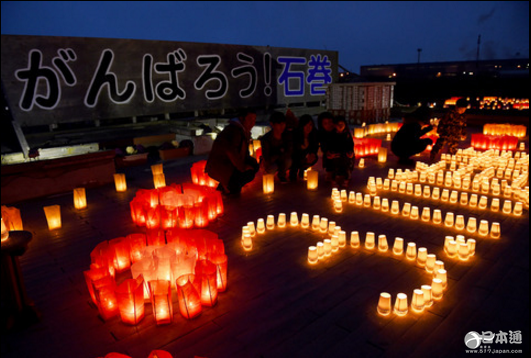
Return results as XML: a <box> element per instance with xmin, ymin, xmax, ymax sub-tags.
<box><xmin>205</xmin><ymin>109</ymin><xmax>355</xmax><ymax>196</ymax></box>
<box><xmin>390</xmin><ymin>98</ymin><xmax>468</xmax><ymax>164</ymax></box>
<box><xmin>205</xmin><ymin>98</ymin><xmax>468</xmax><ymax>196</ymax></box>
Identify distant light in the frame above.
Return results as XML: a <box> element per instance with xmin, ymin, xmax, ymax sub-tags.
<box><xmin>469</xmin><ymin>72</ymin><xmax>474</xmax><ymax>76</ymax></box>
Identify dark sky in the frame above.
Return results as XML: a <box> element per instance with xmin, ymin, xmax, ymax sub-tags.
<box><xmin>1</xmin><ymin>1</ymin><xmax>529</xmax><ymax>72</ymax></box>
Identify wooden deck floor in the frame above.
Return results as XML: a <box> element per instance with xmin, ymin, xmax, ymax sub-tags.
<box><xmin>1</xmin><ymin>127</ymin><xmax>529</xmax><ymax>358</ymax></box>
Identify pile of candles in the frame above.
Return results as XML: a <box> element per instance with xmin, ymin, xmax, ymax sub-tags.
<box><xmin>129</xmin><ymin>183</ymin><xmax>224</xmax><ymax>230</ymax></box>
<box><xmin>190</xmin><ymin>160</ymin><xmax>219</xmax><ymax>188</ymax></box>
<box><xmin>353</xmin><ymin>138</ymin><xmax>382</xmax><ymax>158</ymax></box>
<box><xmin>85</xmin><ymin>228</ymin><xmax>227</xmax><ymax>325</ymax></box>
<box><xmin>483</xmin><ymin>123</ymin><xmax>527</xmax><ymax>138</ymax></box>
<box><xmin>392</xmin><ymin>148</ymin><xmax>529</xmax><ymax>210</ymax></box>
<box><xmin>443</xmin><ymin>235</ymin><xmax>476</xmax><ymax>260</ymax></box>
<box><xmin>470</xmin><ymin>134</ymin><xmax>519</xmax><ymax>151</ymax></box>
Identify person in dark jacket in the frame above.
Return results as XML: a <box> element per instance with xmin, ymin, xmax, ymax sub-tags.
<box><xmin>391</xmin><ymin>107</ymin><xmax>434</xmax><ymax>165</ymax></box>
<box><xmin>430</xmin><ymin>98</ymin><xmax>468</xmax><ymax>161</ymax></box>
<box><xmin>205</xmin><ymin>109</ymin><xmax>259</xmax><ymax>195</ymax></box>
<box><xmin>317</xmin><ymin>111</ymin><xmax>336</xmax><ymax>181</ymax></box>
<box><xmin>327</xmin><ymin>115</ymin><xmax>354</xmax><ymax>188</ymax></box>
<box><xmin>260</xmin><ymin>111</ymin><xmax>293</xmax><ymax>183</ymax></box>
<box><xmin>290</xmin><ymin>114</ymin><xmax>319</xmax><ymax>181</ymax></box>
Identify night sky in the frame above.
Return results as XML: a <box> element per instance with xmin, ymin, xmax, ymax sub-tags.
<box><xmin>1</xmin><ymin>1</ymin><xmax>529</xmax><ymax>73</ymax></box>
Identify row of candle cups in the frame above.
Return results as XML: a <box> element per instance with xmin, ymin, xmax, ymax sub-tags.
<box><xmin>377</xmin><ymin>283</ymin><xmax>444</xmax><ymax>316</ymax></box>
<box><xmin>330</xmin><ymin>189</ymin><xmax>501</xmax><ymax>238</ymax></box>
<box><xmin>367</xmin><ymin>178</ymin><xmax>524</xmax><ymax>216</ymax></box>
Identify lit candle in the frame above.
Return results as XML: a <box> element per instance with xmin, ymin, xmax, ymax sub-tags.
<box><xmin>447</xmin><ymin>240</ymin><xmax>458</xmax><ymax>258</ymax></box>
<box><xmin>432</xmin><ymin>209</ymin><xmax>442</xmax><ymax>224</ymax></box>
<box><xmin>491</xmin><ymin>198</ymin><xmax>500</xmax><ymax>212</ymax></box>
<box><xmin>391</xmin><ymin>200</ymin><xmax>400</xmax><ymax>215</ymax></box>
<box><xmin>454</xmin><ymin>215</ymin><xmax>465</xmax><ymax>230</ymax></box>
<box><xmin>378</xmin><ymin>235</ymin><xmax>388</xmax><ymax>252</ymax></box>
<box><xmin>449</xmin><ymin>190</ymin><xmax>458</xmax><ymax>204</ymax></box>
<box><xmin>431</xmin><ymin>278</ymin><xmax>443</xmax><ymax>300</ymax></box>
<box><xmin>502</xmin><ymin>200</ymin><xmax>512</xmax><ymax>214</ymax></box>
<box><xmin>466</xmin><ymin>217</ymin><xmax>477</xmax><ymax>233</ymax></box>
<box><xmin>440</xmin><ymin>189</ymin><xmax>449</xmax><ymax>202</ymax></box>
<box><xmin>43</xmin><ymin>205</ymin><xmax>62</xmax><ymax>230</ymax></box>
<box><xmin>308</xmin><ymin>246</ymin><xmax>318</xmax><ymax>264</ymax></box>
<box><xmin>242</xmin><ymin>234</ymin><xmax>253</xmax><ymax>251</ymax></box>
<box><xmin>277</xmin><ymin>213</ymin><xmax>286</xmax><ymax>228</ymax></box>
<box><xmin>417</xmin><ymin>247</ymin><xmax>427</xmax><ymax>267</ymax></box>
<box><xmin>513</xmin><ymin>202</ymin><xmax>523</xmax><ymax>216</ymax></box>
<box><xmin>311</xmin><ymin>215</ymin><xmax>320</xmax><ymax>231</ymax></box>
<box><xmin>373</xmin><ymin>196</ymin><xmax>381</xmax><ymax>210</ymax></box>
<box><xmin>410</xmin><ymin>206</ymin><xmax>419</xmax><ymax>220</ymax></box>
<box><xmin>355</xmin><ymin>192</ymin><xmax>363</xmax><ymax>206</ymax></box>
<box><xmin>458</xmin><ymin>242</ymin><xmax>469</xmax><ymax>261</ymax></box>
<box><xmin>290</xmin><ymin>212</ymin><xmax>299</xmax><ymax>226</ymax></box>
<box><xmin>350</xmin><ymin>231</ymin><xmax>360</xmax><ymax>248</ymax></box>
<box><xmin>425</xmin><ymin>254</ymin><xmax>436</xmax><ymax>273</ymax></box>
<box><xmin>444</xmin><ymin>212</ymin><xmax>454</xmax><ymax>227</ymax></box>
<box><xmin>73</xmin><ymin>187</ymin><xmax>87</xmax><ymax>210</ymax></box>
<box><xmin>365</xmin><ymin>232</ymin><xmax>375</xmax><ymax>250</ymax></box>
<box><xmin>266</xmin><ymin>215</ymin><xmax>275</xmax><ymax>230</ymax></box>
<box><xmin>377</xmin><ymin>292</ymin><xmax>392</xmax><ymax>316</ymax></box>
<box><xmin>358</xmin><ymin>158</ymin><xmax>365</xmax><ymax>168</ymax></box>
<box><xmin>338</xmin><ymin>231</ymin><xmax>346</xmax><ymax>248</ymax></box>
<box><xmin>411</xmin><ymin>289</ymin><xmax>425</xmax><ymax>313</ymax></box>
<box><xmin>114</xmin><ymin>173</ymin><xmax>127</xmax><ymax>192</ymax></box>
<box><xmin>323</xmin><ymin>239</ymin><xmax>332</xmax><ymax>257</ymax></box>
<box><xmin>392</xmin><ymin>237</ymin><xmax>404</xmax><ymax>255</ymax></box>
<box><xmin>381</xmin><ymin>198</ymin><xmax>389</xmax><ymax>212</ymax></box>
<box><xmin>263</xmin><ymin>173</ymin><xmax>275</xmax><ymax>194</ymax></box>
<box><xmin>307</xmin><ymin>170</ymin><xmax>319</xmax><ymax>191</ymax></box>
<box><xmin>301</xmin><ymin>213</ymin><xmax>310</xmax><ymax>228</ymax></box>
<box><xmin>478</xmin><ymin>220</ymin><xmax>489</xmax><ymax>236</ymax></box>
<box><xmin>421</xmin><ymin>285</ymin><xmax>433</xmax><ymax>307</ymax></box>
<box><xmin>363</xmin><ymin>194</ymin><xmax>371</xmax><ymax>208</ymax></box>
<box><xmin>330</xmin><ymin>235</ymin><xmax>339</xmax><ymax>252</ymax></box>
<box><xmin>434</xmin><ymin>269</ymin><xmax>448</xmax><ymax>289</ymax></box>
<box><xmin>319</xmin><ymin>217</ymin><xmax>328</xmax><ymax>234</ymax></box>
<box><xmin>394</xmin><ymin>293</ymin><xmax>408</xmax><ymax>316</ymax></box>
<box><xmin>333</xmin><ymin>199</ymin><xmax>343</xmax><ymax>213</ymax></box>
<box><xmin>432</xmin><ymin>187</ymin><xmax>440</xmax><ymax>200</ymax></box>
<box><xmin>491</xmin><ymin>222</ymin><xmax>501</xmax><ymax>238</ymax></box>
<box><xmin>316</xmin><ymin>242</ymin><xmax>324</xmax><ymax>259</ymax></box>
<box><xmin>256</xmin><ymin>218</ymin><xmax>266</xmax><ymax>234</ymax></box>
<box><xmin>478</xmin><ymin>196</ymin><xmax>488</xmax><ymax>210</ymax></box>
<box><xmin>421</xmin><ymin>207</ymin><xmax>431</xmax><ymax>222</ymax></box>
<box><xmin>406</xmin><ymin>242</ymin><xmax>417</xmax><ymax>260</ymax></box>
